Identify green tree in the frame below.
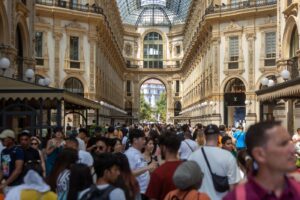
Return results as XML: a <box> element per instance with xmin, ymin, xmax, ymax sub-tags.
<box><xmin>140</xmin><ymin>93</ymin><xmax>152</xmax><ymax>121</ymax></box>
<box><xmin>155</xmin><ymin>92</ymin><xmax>167</xmax><ymax>122</ymax></box>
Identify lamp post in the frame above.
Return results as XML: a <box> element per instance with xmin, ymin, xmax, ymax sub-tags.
<box><xmin>0</xmin><ymin>57</ymin><xmax>10</xmax><ymax>75</ymax></box>
<box><xmin>25</xmin><ymin>68</ymin><xmax>35</xmax><ymax>82</ymax></box>
<box><xmin>280</xmin><ymin>69</ymin><xmax>290</xmax><ymax>81</ymax></box>
<box><xmin>44</xmin><ymin>77</ymin><xmax>51</xmax><ymax>86</ymax></box>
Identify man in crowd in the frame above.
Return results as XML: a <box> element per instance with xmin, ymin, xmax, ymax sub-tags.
<box><xmin>0</xmin><ymin>129</ymin><xmax>24</xmax><ymax>192</ymax></box>
<box><xmin>78</xmin><ymin>153</ymin><xmax>126</xmax><ymax>200</ymax></box>
<box><xmin>221</xmin><ymin>135</ymin><xmax>236</xmax><ymax>157</ymax></box>
<box><xmin>146</xmin><ymin>131</ymin><xmax>182</xmax><ymax>200</ymax></box>
<box><xmin>18</xmin><ymin>131</ymin><xmax>42</xmax><ymax>176</ymax></box>
<box><xmin>125</xmin><ymin>128</ymin><xmax>157</xmax><ymax>200</ymax></box>
<box><xmin>65</xmin><ymin>137</ymin><xmax>94</xmax><ymax>168</ymax></box>
<box><xmin>224</xmin><ymin>121</ymin><xmax>300</xmax><ymax>199</ymax></box>
<box><xmin>178</xmin><ymin>130</ymin><xmax>198</xmax><ymax>160</ymax></box>
<box><xmin>233</xmin><ymin>126</ymin><xmax>246</xmax><ymax>151</ymax></box>
<box><xmin>77</xmin><ymin>128</ymin><xmax>88</xmax><ymax>151</ymax></box>
<box><xmin>189</xmin><ymin>124</ymin><xmax>241</xmax><ymax>200</ymax></box>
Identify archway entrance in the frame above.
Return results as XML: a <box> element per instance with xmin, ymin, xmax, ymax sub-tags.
<box><xmin>140</xmin><ymin>79</ymin><xmax>166</xmax><ymax>123</ymax></box>
<box><xmin>224</xmin><ymin>78</ymin><xmax>246</xmax><ymax>127</ymax></box>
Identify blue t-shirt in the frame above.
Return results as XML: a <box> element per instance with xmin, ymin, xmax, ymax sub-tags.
<box><xmin>0</xmin><ymin>146</ymin><xmax>24</xmax><ymax>186</ymax></box>
<box><xmin>233</xmin><ymin>130</ymin><xmax>246</xmax><ymax>149</ymax></box>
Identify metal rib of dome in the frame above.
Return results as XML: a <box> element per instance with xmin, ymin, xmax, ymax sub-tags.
<box><xmin>116</xmin><ymin>0</ymin><xmax>192</xmax><ymax>27</ymax></box>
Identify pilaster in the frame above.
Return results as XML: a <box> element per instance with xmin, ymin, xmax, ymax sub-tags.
<box><xmin>53</xmin><ymin>32</ymin><xmax>62</xmax><ymax>88</ymax></box>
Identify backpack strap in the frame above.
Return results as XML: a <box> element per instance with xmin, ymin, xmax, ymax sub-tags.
<box><xmin>80</xmin><ymin>185</ymin><xmax>115</xmax><ymax>200</ymax></box>
<box><xmin>184</xmin><ymin>141</ymin><xmax>194</xmax><ymax>152</ymax></box>
<box><xmin>235</xmin><ymin>184</ymin><xmax>246</xmax><ymax>200</ymax></box>
<box><xmin>100</xmin><ymin>185</ymin><xmax>115</xmax><ymax>199</ymax></box>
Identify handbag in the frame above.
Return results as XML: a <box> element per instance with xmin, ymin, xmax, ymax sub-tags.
<box><xmin>201</xmin><ymin>147</ymin><xmax>229</xmax><ymax>192</ymax></box>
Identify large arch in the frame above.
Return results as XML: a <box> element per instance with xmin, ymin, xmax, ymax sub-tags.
<box><xmin>63</xmin><ymin>77</ymin><xmax>84</xmax><ymax>96</ymax></box>
<box><xmin>15</xmin><ymin>17</ymin><xmax>30</xmax><ymax>58</ymax></box>
<box><xmin>223</xmin><ymin>77</ymin><xmax>246</xmax><ymax>127</ymax></box>
<box><xmin>0</xmin><ymin>2</ymin><xmax>9</xmax><ymax>43</ymax></box>
<box><xmin>282</xmin><ymin>16</ymin><xmax>299</xmax><ymax>59</ymax></box>
<box><xmin>138</xmin><ymin>76</ymin><xmax>168</xmax><ymax>122</ymax></box>
<box><xmin>60</xmin><ymin>75</ymin><xmax>88</xmax><ymax>94</ymax></box>
<box><xmin>220</xmin><ymin>75</ymin><xmax>248</xmax><ymax>95</ymax></box>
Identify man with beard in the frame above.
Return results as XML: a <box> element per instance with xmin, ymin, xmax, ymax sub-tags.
<box><xmin>146</xmin><ymin>130</ymin><xmax>182</xmax><ymax>200</ymax></box>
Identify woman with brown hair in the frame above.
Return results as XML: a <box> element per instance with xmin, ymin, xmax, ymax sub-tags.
<box><xmin>114</xmin><ymin>152</ymin><xmax>141</xmax><ymax>200</ymax></box>
<box><xmin>47</xmin><ymin>148</ymin><xmax>78</xmax><ymax>200</ymax></box>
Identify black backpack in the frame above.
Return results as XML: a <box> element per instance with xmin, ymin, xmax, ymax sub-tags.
<box><xmin>79</xmin><ymin>185</ymin><xmax>115</xmax><ymax>200</ymax></box>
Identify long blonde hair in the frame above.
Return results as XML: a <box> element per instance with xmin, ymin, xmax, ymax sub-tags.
<box><xmin>195</xmin><ymin>129</ymin><xmax>206</xmax><ymax>146</ymax></box>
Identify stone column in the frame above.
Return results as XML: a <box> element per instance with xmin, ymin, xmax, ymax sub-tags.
<box><xmin>53</xmin><ymin>32</ymin><xmax>62</xmax><ymax>88</ymax></box>
<box><xmin>89</xmin><ymin>36</ymin><xmax>96</xmax><ymax>99</ymax></box>
<box><xmin>245</xmin><ymin>33</ymin><xmax>257</xmax><ymax>128</ymax></box>
<box><xmin>166</xmin><ymin>80</ymin><xmax>174</xmax><ymax>123</ymax></box>
<box><xmin>211</xmin><ymin>38</ymin><xmax>222</xmax><ymax>125</ymax></box>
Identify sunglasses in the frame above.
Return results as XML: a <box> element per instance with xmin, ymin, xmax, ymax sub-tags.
<box><xmin>31</xmin><ymin>143</ymin><xmax>38</xmax><ymax>146</ymax></box>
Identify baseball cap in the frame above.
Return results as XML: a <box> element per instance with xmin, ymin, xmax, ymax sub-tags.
<box><xmin>204</xmin><ymin>124</ymin><xmax>220</xmax><ymax>135</ymax></box>
<box><xmin>0</xmin><ymin>129</ymin><xmax>16</xmax><ymax>139</ymax></box>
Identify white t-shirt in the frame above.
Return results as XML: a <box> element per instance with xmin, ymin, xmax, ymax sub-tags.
<box><xmin>124</xmin><ymin>147</ymin><xmax>150</xmax><ymax>193</ymax></box>
<box><xmin>76</xmin><ymin>137</ymin><xmax>86</xmax><ymax>151</ymax></box>
<box><xmin>179</xmin><ymin>139</ymin><xmax>198</xmax><ymax>160</ymax></box>
<box><xmin>188</xmin><ymin>146</ymin><xmax>241</xmax><ymax>200</ymax></box>
<box><xmin>78</xmin><ymin>184</ymin><xmax>126</xmax><ymax>200</ymax></box>
<box><xmin>78</xmin><ymin>150</ymin><xmax>94</xmax><ymax>167</ymax></box>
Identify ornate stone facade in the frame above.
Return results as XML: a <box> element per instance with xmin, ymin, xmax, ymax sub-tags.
<box><xmin>0</xmin><ymin>0</ymin><xmax>35</xmax><ymax>79</ymax></box>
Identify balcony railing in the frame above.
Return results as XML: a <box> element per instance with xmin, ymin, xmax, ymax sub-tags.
<box><xmin>126</xmin><ymin>60</ymin><xmax>181</xmax><ymax>69</ymax></box>
<box><xmin>205</xmin><ymin>0</ymin><xmax>277</xmax><ymax>14</ymax></box>
<box><xmin>36</xmin><ymin>0</ymin><xmax>103</xmax><ymax>14</ymax></box>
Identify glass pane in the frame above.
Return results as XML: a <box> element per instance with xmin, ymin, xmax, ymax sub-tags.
<box><xmin>64</xmin><ymin>78</ymin><xmax>83</xmax><ymax>96</ymax></box>
<box><xmin>35</xmin><ymin>32</ymin><xmax>43</xmax><ymax>58</ymax></box>
<box><xmin>265</xmin><ymin>32</ymin><xmax>276</xmax><ymax>57</ymax></box>
<box><xmin>70</xmin><ymin>36</ymin><xmax>79</xmax><ymax>60</ymax></box>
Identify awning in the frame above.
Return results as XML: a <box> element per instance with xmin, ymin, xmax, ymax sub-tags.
<box><xmin>0</xmin><ymin>76</ymin><xmax>101</xmax><ymax>109</ymax></box>
<box><xmin>256</xmin><ymin>77</ymin><xmax>300</xmax><ymax>101</ymax></box>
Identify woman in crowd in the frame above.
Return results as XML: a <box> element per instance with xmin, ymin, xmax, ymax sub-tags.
<box><xmin>31</xmin><ymin>136</ymin><xmax>46</xmax><ymax>177</ymax></box>
<box><xmin>142</xmin><ymin>137</ymin><xmax>157</xmax><ymax>166</ymax></box>
<box><xmin>67</xmin><ymin>163</ymin><xmax>93</xmax><ymax>200</ymax></box>
<box><xmin>195</xmin><ymin>129</ymin><xmax>206</xmax><ymax>146</ymax></box>
<box><xmin>47</xmin><ymin>148</ymin><xmax>78</xmax><ymax>200</ymax></box>
<box><xmin>111</xmin><ymin>138</ymin><xmax>123</xmax><ymax>153</ymax></box>
<box><xmin>46</xmin><ymin>127</ymin><xmax>65</xmax><ymax>176</ymax></box>
<box><xmin>114</xmin><ymin>153</ymin><xmax>141</xmax><ymax>200</ymax></box>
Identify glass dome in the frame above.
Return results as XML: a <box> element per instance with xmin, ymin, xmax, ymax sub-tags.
<box><xmin>116</xmin><ymin>0</ymin><xmax>192</xmax><ymax>27</ymax></box>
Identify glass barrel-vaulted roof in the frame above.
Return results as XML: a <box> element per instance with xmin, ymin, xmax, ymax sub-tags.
<box><xmin>116</xmin><ymin>0</ymin><xmax>192</xmax><ymax>27</ymax></box>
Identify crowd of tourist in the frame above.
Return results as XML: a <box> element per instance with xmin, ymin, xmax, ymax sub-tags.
<box><xmin>0</xmin><ymin>121</ymin><xmax>300</xmax><ymax>200</ymax></box>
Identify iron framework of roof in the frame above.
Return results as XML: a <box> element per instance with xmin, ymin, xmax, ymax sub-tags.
<box><xmin>116</xmin><ymin>0</ymin><xmax>192</xmax><ymax>27</ymax></box>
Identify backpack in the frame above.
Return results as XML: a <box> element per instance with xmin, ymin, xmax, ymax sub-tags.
<box><xmin>79</xmin><ymin>185</ymin><xmax>115</xmax><ymax>200</ymax></box>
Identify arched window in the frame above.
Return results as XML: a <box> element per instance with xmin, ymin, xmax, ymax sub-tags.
<box><xmin>64</xmin><ymin>77</ymin><xmax>84</xmax><ymax>96</ymax></box>
<box><xmin>290</xmin><ymin>26</ymin><xmax>299</xmax><ymax>58</ymax></box>
<box><xmin>224</xmin><ymin>78</ymin><xmax>245</xmax><ymax>93</ymax></box>
<box><xmin>143</xmin><ymin>32</ymin><xmax>163</xmax><ymax>69</ymax></box>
